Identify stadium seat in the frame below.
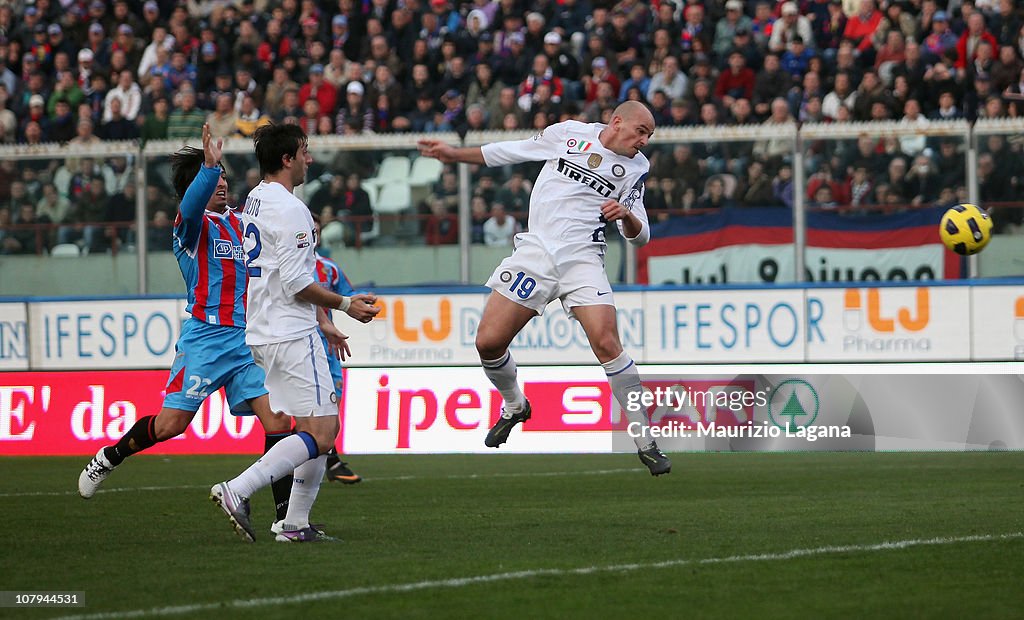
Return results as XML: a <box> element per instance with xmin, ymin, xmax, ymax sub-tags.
<box><xmin>361</xmin><ymin>182</ymin><xmax>378</xmax><ymax>210</ymax></box>
<box><xmin>303</xmin><ymin>177</ymin><xmax>323</xmax><ymax>202</ymax></box>
<box><xmin>50</xmin><ymin>243</ymin><xmax>81</xmax><ymax>257</ymax></box>
<box><xmin>374</xmin><ymin>182</ymin><xmax>411</xmax><ymax>213</ymax></box>
<box><xmin>409</xmin><ymin>157</ymin><xmax>443</xmax><ymax>187</ymax></box>
<box><xmin>366</xmin><ymin>156</ymin><xmax>411</xmax><ymax>188</ymax></box>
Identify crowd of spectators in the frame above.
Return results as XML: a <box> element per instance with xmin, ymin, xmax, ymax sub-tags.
<box><xmin>2</xmin><ymin>0</ymin><xmax>1024</xmax><ymax>254</ymax></box>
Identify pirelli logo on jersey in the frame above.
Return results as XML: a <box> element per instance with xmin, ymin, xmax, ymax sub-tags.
<box><xmin>556</xmin><ymin>158</ymin><xmax>615</xmax><ymax>198</ymax></box>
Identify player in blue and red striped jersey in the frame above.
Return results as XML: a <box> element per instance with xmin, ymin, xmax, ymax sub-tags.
<box><xmin>311</xmin><ymin>214</ymin><xmax>362</xmax><ymax>484</ymax></box>
<box><xmin>78</xmin><ymin>125</ymin><xmax>342</xmax><ymax>525</ymax></box>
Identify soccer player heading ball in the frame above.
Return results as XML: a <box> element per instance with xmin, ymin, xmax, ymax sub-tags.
<box><xmin>418</xmin><ymin>101</ymin><xmax>670</xmax><ymax>476</ymax></box>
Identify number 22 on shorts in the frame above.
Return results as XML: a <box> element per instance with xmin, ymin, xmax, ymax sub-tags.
<box><xmin>508</xmin><ymin>271</ymin><xmax>536</xmax><ymax>299</ymax></box>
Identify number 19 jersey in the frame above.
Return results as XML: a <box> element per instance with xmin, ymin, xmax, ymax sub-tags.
<box><xmin>480</xmin><ymin>120</ymin><xmax>651</xmax><ymax>264</ymax></box>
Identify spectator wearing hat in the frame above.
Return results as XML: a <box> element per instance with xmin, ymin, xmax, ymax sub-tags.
<box><xmin>920</xmin><ymin>11</ymin><xmax>957</xmax><ymax>64</ymax></box>
<box><xmin>138</xmin><ymin>0</ymin><xmax>163</xmax><ymax>39</ymax></box>
<box><xmin>28</xmin><ymin>23</ymin><xmax>54</xmax><ymax>73</ymax></box>
<box><xmin>496</xmin><ymin>31</ymin><xmax>531</xmax><ymax>86</ymax></box>
<box><xmin>335</xmin><ymin>80</ymin><xmax>374</xmax><ymax>134</ymax></box>
<box><xmin>714</xmin><ymin>0</ymin><xmax>752</xmax><ymax>57</ymax></box>
<box><xmin>436</xmin><ymin>88</ymin><xmax>467</xmax><ymax>132</ymax></box>
<box><xmin>294</xmin><ymin>16</ymin><xmax>322</xmax><ymax>70</ymax></box>
<box><xmin>583</xmin><ymin>55</ymin><xmax>621</xmax><ymax>103</ymax></box>
<box><xmin>195</xmin><ymin>41</ymin><xmax>224</xmax><ymax>94</ymax></box>
<box><xmin>84</xmin><ymin>21</ymin><xmax>112</xmax><ymax>70</ymax></box>
<box><xmin>12</xmin><ymin>4</ymin><xmax>43</xmax><ymax>47</ymax></box>
<box><xmin>19</xmin><ymin>94</ymin><xmax>48</xmax><ymax>141</ymax></box>
<box><xmin>299</xmin><ymin>63</ymin><xmax>338</xmax><ymax>118</ymax></box>
<box><xmin>842</xmin><ymin>0</ymin><xmax>882</xmax><ymax>60</ymax></box>
<box><xmin>112</xmin><ymin>23</ymin><xmax>143</xmax><ymax>71</ymax></box>
<box><xmin>45</xmin><ymin>23</ymin><xmax>77</xmax><ymax>67</ymax></box>
<box><xmin>770</xmin><ymin>2</ymin><xmax>816</xmax><ymax>53</ymax></box>
<box><xmin>543</xmin><ymin>31</ymin><xmax>581</xmax><ymax>84</ymax></box>
<box><xmin>523</xmin><ymin>12</ymin><xmax>549</xmax><ymax>58</ymax></box>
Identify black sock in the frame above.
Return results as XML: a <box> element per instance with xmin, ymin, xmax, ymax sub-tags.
<box><xmin>104</xmin><ymin>416</ymin><xmax>158</xmax><ymax>467</ymax></box>
<box><xmin>265</xmin><ymin>431</ymin><xmax>294</xmax><ymax>522</ymax></box>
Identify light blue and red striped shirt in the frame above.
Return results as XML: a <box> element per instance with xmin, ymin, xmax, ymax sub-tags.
<box><xmin>173</xmin><ymin>165</ymin><xmax>248</xmax><ymax>328</ymax></box>
<box><xmin>314</xmin><ymin>252</ymin><xmax>355</xmax><ymax>314</ymax></box>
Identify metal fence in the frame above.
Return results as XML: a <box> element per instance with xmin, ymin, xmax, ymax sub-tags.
<box><xmin>1</xmin><ymin>119</ymin><xmax>1022</xmax><ymax>296</ymax></box>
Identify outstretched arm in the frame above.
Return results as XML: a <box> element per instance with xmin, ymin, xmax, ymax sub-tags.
<box><xmin>176</xmin><ymin>124</ymin><xmax>223</xmax><ymax>251</ymax></box>
<box><xmin>417</xmin><ymin>140</ymin><xmax>486</xmax><ymax>165</ymax></box>
<box><xmin>419</xmin><ymin>122</ymin><xmax>564</xmax><ymax>167</ymax></box>
<box><xmin>295</xmin><ymin>284</ymin><xmax>380</xmax><ymax>323</ymax></box>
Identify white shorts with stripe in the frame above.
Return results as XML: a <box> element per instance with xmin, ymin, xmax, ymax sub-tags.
<box><xmin>485</xmin><ymin>233</ymin><xmax>614</xmax><ymax>318</ymax></box>
<box><xmin>250</xmin><ymin>333</ymin><xmax>337</xmax><ymax>418</ymax></box>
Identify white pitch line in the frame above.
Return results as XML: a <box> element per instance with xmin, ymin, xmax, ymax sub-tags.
<box><xmin>54</xmin><ymin>531</ymin><xmax>1024</xmax><ymax>620</ymax></box>
<box><xmin>0</xmin><ymin>468</ymin><xmax>639</xmax><ymax>499</ymax></box>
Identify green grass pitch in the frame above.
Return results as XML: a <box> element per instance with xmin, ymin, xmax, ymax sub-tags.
<box><xmin>2</xmin><ymin>453</ymin><xmax>1023</xmax><ymax>619</ymax></box>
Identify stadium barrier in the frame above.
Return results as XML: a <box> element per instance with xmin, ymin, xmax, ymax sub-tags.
<box><xmin>2</xmin><ymin>364</ymin><xmax>1022</xmax><ymax>455</ymax></box>
<box><xmin>1</xmin><ymin>282</ymin><xmax>1022</xmax><ymax>456</ymax></box>
<box><xmin>3</xmin><ymin>118</ymin><xmax>1024</xmax><ymax>296</ymax></box>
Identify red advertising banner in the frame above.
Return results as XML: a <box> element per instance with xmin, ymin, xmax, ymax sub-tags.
<box><xmin>0</xmin><ymin>371</ymin><xmax>263</xmax><ymax>456</ymax></box>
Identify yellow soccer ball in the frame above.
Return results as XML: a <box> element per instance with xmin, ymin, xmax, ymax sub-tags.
<box><xmin>939</xmin><ymin>203</ymin><xmax>993</xmax><ymax>255</ymax></box>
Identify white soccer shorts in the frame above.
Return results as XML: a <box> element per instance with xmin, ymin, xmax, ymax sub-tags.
<box><xmin>485</xmin><ymin>233</ymin><xmax>615</xmax><ymax>317</ymax></box>
<box><xmin>250</xmin><ymin>333</ymin><xmax>337</xmax><ymax>418</ymax></box>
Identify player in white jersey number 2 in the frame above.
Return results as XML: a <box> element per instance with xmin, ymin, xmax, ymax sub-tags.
<box><xmin>211</xmin><ymin>123</ymin><xmax>380</xmax><ymax>542</ymax></box>
<box><xmin>418</xmin><ymin>101</ymin><xmax>670</xmax><ymax>476</ymax></box>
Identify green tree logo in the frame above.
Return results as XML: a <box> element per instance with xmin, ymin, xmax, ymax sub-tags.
<box><xmin>768</xmin><ymin>379</ymin><xmax>820</xmax><ymax>430</ymax></box>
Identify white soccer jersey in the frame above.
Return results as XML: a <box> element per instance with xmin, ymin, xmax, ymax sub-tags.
<box><xmin>240</xmin><ymin>181</ymin><xmax>318</xmax><ymax>346</ymax></box>
<box><xmin>481</xmin><ymin>120</ymin><xmax>651</xmax><ymax>259</ymax></box>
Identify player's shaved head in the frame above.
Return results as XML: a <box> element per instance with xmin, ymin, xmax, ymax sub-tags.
<box><xmin>612</xmin><ymin>101</ymin><xmax>656</xmax><ymax>128</ymax></box>
<box><xmin>602</xmin><ymin>101</ymin><xmax>655</xmax><ymax>158</ymax></box>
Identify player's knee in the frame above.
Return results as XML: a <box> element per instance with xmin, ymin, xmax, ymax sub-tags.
<box><xmin>259</xmin><ymin>411</ymin><xmax>290</xmax><ymax>434</ymax></box>
<box><xmin>154</xmin><ymin>412</ymin><xmax>190</xmax><ymax>441</ymax></box>
<box><xmin>475</xmin><ymin>331</ymin><xmax>505</xmax><ymax>360</ymax></box>
<box><xmin>590</xmin><ymin>332</ymin><xmax>623</xmax><ymax>363</ymax></box>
